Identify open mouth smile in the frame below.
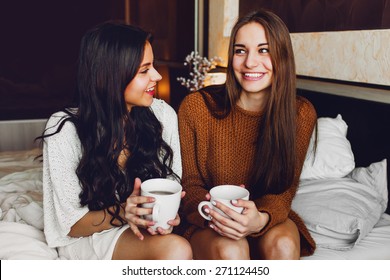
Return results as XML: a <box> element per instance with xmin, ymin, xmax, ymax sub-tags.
<box><xmin>243</xmin><ymin>72</ymin><xmax>264</xmax><ymax>80</ymax></box>
<box><xmin>145</xmin><ymin>86</ymin><xmax>156</xmax><ymax>95</ymax></box>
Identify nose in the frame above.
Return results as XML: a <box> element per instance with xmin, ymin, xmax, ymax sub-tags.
<box><xmin>151</xmin><ymin>67</ymin><xmax>162</xmax><ymax>82</ymax></box>
<box><xmin>245</xmin><ymin>51</ymin><xmax>260</xmax><ymax>69</ymax></box>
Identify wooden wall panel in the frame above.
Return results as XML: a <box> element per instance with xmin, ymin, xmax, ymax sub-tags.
<box><xmin>239</xmin><ymin>0</ymin><xmax>390</xmax><ymax>33</ymax></box>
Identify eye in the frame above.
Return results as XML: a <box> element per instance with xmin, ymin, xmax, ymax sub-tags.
<box><xmin>234</xmin><ymin>48</ymin><xmax>246</xmax><ymax>55</ymax></box>
<box><xmin>139</xmin><ymin>68</ymin><xmax>149</xmax><ymax>74</ymax></box>
<box><xmin>259</xmin><ymin>48</ymin><xmax>269</xmax><ymax>54</ymax></box>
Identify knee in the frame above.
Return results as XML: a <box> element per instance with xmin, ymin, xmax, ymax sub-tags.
<box><xmin>261</xmin><ymin>233</ymin><xmax>300</xmax><ymax>260</ymax></box>
<box><xmin>210</xmin><ymin>238</ymin><xmax>249</xmax><ymax>260</ymax></box>
<box><xmin>159</xmin><ymin>235</ymin><xmax>193</xmax><ymax>260</ymax></box>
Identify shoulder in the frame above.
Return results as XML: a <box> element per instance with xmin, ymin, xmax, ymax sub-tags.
<box><xmin>150</xmin><ymin>98</ymin><xmax>177</xmax><ymax>122</ymax></box>
<box><xmin>296</xmin><ymin>95</ymin><xmax>317</xmax><ymax>120</ymax></box>
<box><xmin>46</xmin><ymin>110</ymin><xmax>70</xmax><ymax>129</ymax></box>
<box><xmin>296</xmin><ymin>96</ymin><xmax>317</xmax><ymax>135</ymax></box>
<box><xmin>178</xmin><ymin>91</ymin><xmax>209</xmax><ymax>117</ymax></box>
<box><xmin>45</xmin><ymin>110</ymin><xmax>78</xmax><ymax>138</ymax></box>
<box><xmin>151</xmin><ymin>98</ymin><xmax>173</xmax><ymax>111</ymax></box>
<box><xmin>181</xmin><ymin>91</ymin><xmax>205</xmax><ymax>106</ymax></box>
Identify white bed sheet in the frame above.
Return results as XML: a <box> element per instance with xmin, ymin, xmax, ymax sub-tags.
<box><xmin>0</xmin><ymin>148</ymin><xmax>59</xmax><ymax>260</ymax></box>
<box><xmin>302</xmin><ymin>213</ymin><xmax>390</xmax><ymax>260</ymax></box>
<box><xmin>0</xmin><ymin>148</ymin><xmax>389</xmax><ymax>260</ymax></box>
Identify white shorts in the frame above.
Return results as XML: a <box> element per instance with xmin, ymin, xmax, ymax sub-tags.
<box><xmin>57</xmin><ymin>225</ymin><xmax>130</xmax><ymax>260</ymax></box>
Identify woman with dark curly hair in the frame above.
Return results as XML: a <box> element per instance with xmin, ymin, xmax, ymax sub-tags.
<box><xmin>40</xmin><ymin>21</ymin><xmax>192</xmax><ymax>260</ymax></box>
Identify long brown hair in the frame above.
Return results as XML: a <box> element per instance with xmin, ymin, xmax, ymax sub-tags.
<box><xmin>204</xmin><ymin>9</ymin><xmax>297</xmax><ymax>196</ymax></box>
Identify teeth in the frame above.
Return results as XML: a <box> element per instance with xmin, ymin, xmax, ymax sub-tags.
<box><xmin>146</xmin><ymin>87</ymin><xmax>155</xmax><ymax>92</ymax></box>
<box><xmin>244</xmin><ymin>73</ymin><xmax>262</xmax><ymax>78</ymax></box>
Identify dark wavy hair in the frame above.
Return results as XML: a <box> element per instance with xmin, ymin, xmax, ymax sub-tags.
<box><xmin>40</xmin><ymin>21</ymin><xmax>178</xmax><ymax>226</ymax></box>
<box><xmin>200</xmin><ymin>9</ymin><xmax>297</xmax><ymax>197</ymax></box>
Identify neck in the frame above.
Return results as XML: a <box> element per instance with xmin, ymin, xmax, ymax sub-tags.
<box><xmin>237</xmin><ymin>90</ymin><xmax>269</xmax><ymax>112</ymax></box>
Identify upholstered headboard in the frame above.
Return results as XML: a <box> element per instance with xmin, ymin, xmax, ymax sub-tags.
<box><xmin>0</xmin><ymin>119</ymin><xmax>47</xmax><ymax>152</ymax></box>
<box><xmin>297</xmin><ymin>79</ymin><xmax>390</xmax><ymax>214</ymax></box>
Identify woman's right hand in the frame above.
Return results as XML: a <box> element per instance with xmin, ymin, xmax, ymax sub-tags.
<box><xmin>124</xmin><ymin>177</ymin><xmax>156</xmax><ymax>240</ymax></box>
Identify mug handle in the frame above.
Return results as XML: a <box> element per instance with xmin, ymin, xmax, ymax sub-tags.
<box><xmin>198</xmin><ymin>201</ymin><xmax>213</xmax><ymax>220</ymax></box>
<box><xmin>152</xmin><ymin>203</ymin><xmax>160</xmax><ymax>222</ymax></box>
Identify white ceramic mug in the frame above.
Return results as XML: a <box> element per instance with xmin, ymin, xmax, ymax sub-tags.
<box><xmin>141</xmin><ymin>178</ymin><xmax>182</xmax><ymax>230</ymax></box>
<box><xmin>198</xmin><ymin>185</ymin><xmax>250</xmax><ymax>221</ymax></box>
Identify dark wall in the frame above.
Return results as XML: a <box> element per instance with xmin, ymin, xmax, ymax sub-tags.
<box><xmin>128</xmin><ymin>0</ymin><xmax>196</xmax><ymax>111</ymax></box>
<box><xmin>239</xmin><ymin>0</ymin><xmax>390</xmax><ymax>32</ymax></box>
<box><xmin>129</xmin><ymin>0</ymin><xmax>195</xmax><ymax>62</ymax></box>
<box><xmin>0</xmin><ymin>0</ymin><xmax>124</xmax><ymax>120</ymax></box>
<box><xmin>0</xmin><ymin>0</ymin><xmax>195</xmax><ymax>120</ymax></box>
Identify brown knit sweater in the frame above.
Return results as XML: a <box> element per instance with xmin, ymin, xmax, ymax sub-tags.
<box><xmin>177</xmin><ymin>91</ymin><xmax>317</xmax><ymax>257</ymax></box>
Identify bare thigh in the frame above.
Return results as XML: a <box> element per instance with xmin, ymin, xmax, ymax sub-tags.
<box><xmin>249</xmin><ymin>218</ymin><xmax>301</xmax><ymax>260</ymax></box>
<box><xmin>112</xmin><ymin>228</ymin><xmax>192</xmax><ymax>260</ymax></box>
<box><xmin>190</xmin><ymin>227</ymin><xmax>250</xmax><ymax>260</ymax></box>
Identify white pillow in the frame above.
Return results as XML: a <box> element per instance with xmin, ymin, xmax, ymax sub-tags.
<box><xmin>300</xmin><ymin>114</ymin><xmax>355</xmax><ymax>180</ymax></box>
<box><xmin>292</xmin><ymin>159</ymin><xmax>387</xmax><ymax>250</ymax></box>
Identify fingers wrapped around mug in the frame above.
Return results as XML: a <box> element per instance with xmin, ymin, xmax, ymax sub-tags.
<box><xmin>197</xmin><ymin>185</ymin><xmax>268</xmax><ymax>240</ymax></box>
<box><xmin>209</xmin><ymin>199</ymin><xmax>265</xmax><ymax>239</ymax></box>
<box><xmin>197</xmin><ymin>185</ymin><xmax>249</xmax><ymax>221</ymax></box>
<box><xmin>125</xmin><ymin>194</ymin><xmax>156</xmax><ymax>240</ymax></box>
<box><xmin>206</xmin><ymin>199</ymin><xmax>247</xmax><ymax>240</ymax></box>
<box><xmin>140</xmin><ymin>178</ymin><xmax>183</xmax><ymax>234</ymax></box>
<box><xmin>125</xmin><ymin>195</ymin><xmax>155</xmax><ymax>225</ymax></box>
<box><xmin>149</xmin><ymin>213</ymin><xmax>181</xmax><ymax>235</ymax></box>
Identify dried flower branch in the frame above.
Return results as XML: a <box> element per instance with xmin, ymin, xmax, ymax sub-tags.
<box><xmin>177</xmin><ymin>51</ymin><xmax>223</xmax><ymax>92</ymax></box>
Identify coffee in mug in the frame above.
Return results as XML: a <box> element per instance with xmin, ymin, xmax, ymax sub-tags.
<box><xmin>198</xmin><ymin>185</ymin><xmax>249</xmax><ymax>220</ymax></box>
<box><xmin>141</xmin><ymin>178</ymin><xmax>182</xmax><ymax>230</ymax></box>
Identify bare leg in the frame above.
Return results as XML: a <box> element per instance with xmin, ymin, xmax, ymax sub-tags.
<box><xmin>112</xmin><ymin>228</ymin><xmax>193</xmax><ymax>260</ymax></box>
<box><xmin>251</xmin><ymin>218</ymin><xmax>300</xmax><ymax>260</ymax></box>
<box><xmin>190</xmin><ymin>227</ymin><xmax>250</xmax><ymax>260</ymax></box>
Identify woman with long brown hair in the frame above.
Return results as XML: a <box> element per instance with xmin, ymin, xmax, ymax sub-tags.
<box><xmin>177</xmin><ymin>9</ymin><xmax>317</xmax><ymax>259</ymax></box>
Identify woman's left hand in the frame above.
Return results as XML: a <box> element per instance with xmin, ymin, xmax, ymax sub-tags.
<box><xmin>147</xmin><ymin>191</ymin><xmax>186</xmax><ymax>235</ymax></box>
<box><xmin>207</xmin><ymin>199</ymin><xmax>269</xmax><ymax>240</ymax></box>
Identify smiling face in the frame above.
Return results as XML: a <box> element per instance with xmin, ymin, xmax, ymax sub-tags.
<box><xmin>124</xmin><ymin>41</ymin><xmax>162</xmax><ymax>111</ymax></box>
<box><xmin>232</xmin><ymin>22</ymin><xmax>273</xmax><ymax>99</ymax></box>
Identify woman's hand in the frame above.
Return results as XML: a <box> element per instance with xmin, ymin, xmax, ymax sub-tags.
<box><xmin>147</xmin><ymin>191</ymin><xmax>186</xmax><ymax>235</ymax></box>
<box><xmin>205</xmin><ymin>198</ymin><xmax>270</xmax><ymax>240</ymax></box>
<box><xmin>124</xmin><ymin>178</ymin><xmax>156</xmax><ymax>240</ymax></box>
<box><xmin>125</xmin><ymin>178</ymin><xmax>186</xmax><ymax>239</ymax></box>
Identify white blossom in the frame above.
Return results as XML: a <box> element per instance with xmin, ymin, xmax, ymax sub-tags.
<box><xmin>177</xmin><ymin>51</ymin><xmax>223</xmax><ymax>92</ymax></box>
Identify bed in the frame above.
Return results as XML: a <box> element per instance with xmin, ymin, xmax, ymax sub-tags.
<box><xmin>297</xmin><ymin>80</ymin><xmax>390</xmax><ymax>260</ymax></box>
<box><xmin>0</xmin><ymin>119</ymin><xmax>58</xmax><ymax>259</ymax></box>
<box><xmin>0</xmin><ymin>82</ymin><xmax>389</xmax><ymax>259</ymax></box>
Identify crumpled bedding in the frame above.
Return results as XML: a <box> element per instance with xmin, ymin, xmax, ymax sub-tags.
<box><xmin>1</xmin><ymin>149</ymin><xmax>389</xmax><ymax>260</ymax></box>
<box><xmin>0</xmin><ymin>149</ymin><xmax>58</xmax><ymax>260</ymax></box>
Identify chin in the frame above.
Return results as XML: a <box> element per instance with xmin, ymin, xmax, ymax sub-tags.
<box><xmin>144</xmin><ymin>98</ymin><xmax>154</xmax><ymax>107</ymax></box>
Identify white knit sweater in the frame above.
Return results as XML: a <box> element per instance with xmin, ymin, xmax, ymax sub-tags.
<box><xmin>42</xmin><ymin>99</ymin><xmax>182</xmax><ymax>248</ymax></box>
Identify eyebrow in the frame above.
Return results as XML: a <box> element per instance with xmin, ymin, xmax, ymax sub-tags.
<box><xmin>234</xmin><ymin>43</ymin><xmax>269</xmax><ymax>47</ymax></box>
<box><xmin>140</xmin><ymin>62</ymin><xmax>152</xmax><ymax>68</ymax></box>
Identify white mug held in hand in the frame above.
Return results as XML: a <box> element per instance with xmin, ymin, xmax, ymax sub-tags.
<box><xmin>198</xmin><ymin>185</ymin><xmax>250</xmax><ymax>220</ymax></box>
<box><xmin>141</xmin><ymin>178</ymin><xmax>182</xmax><ymax>230</ymax></box>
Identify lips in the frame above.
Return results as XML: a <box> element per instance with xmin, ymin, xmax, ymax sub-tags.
<box><xmin>243</xmin><ymin>72</ymin><xmax>264</xmax><ymax>80</ymax></box>
<box><xmin>145</xmin><ymin>86</ymin><xmax>156</xmax><ymax>96</ymax></box>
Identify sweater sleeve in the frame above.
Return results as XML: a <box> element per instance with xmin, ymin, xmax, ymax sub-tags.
<box><xmin>251</xmin><ymin>98</ymin><xmax>317</xmax><ymax>237</ymax></box>
<box><xmin>178</xmin><ymin>94</ymin><xmax>209</xmax><ymax>229</ymax></box>
<box><xmin>43</xmin><ymin>112</ymin><xmax>89</xmax><ymax>247</ymax></box>
<box><xmin>152</xmin><ymin>99</ymin><xmax>183</xmax><ymax>179</ymax></box>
